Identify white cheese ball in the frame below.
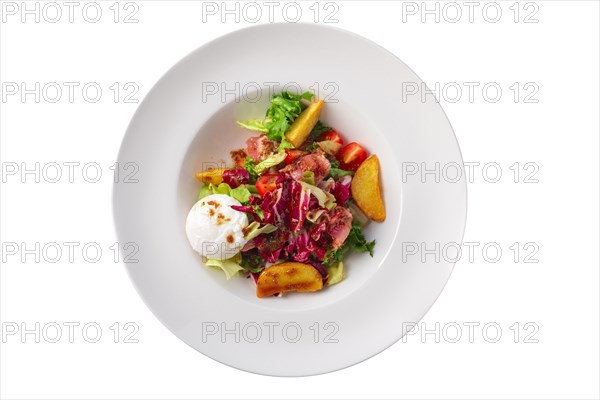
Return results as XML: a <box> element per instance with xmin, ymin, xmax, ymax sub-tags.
<box><xmin>185</xmin><ymin>194</ymin><xmax>249</xmax><ymax>260</ymax></box>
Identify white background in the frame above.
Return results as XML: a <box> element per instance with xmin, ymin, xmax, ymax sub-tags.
<box><xmin>1</xmin><ymin>1</ymin><xmax>599</xmax><ymax>399</ymax></box>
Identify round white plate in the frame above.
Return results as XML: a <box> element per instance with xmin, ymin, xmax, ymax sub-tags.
<box><xmin>113</xmin><ymin>23</ymin><xmax>467</xmax><ymax>376</ymax></box>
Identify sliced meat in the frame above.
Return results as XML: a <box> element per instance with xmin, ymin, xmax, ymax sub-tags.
<box><xmin>246</xmin><ymin>135</ymin><xmax>275</xmax><ymax>162</ymax></box>
<box><xmin>230</xmin><ymin>148</ymin><xmax>247</xmax><ymax>168</ymax></box>
<box><xmin>281</xmin><ymin>152</ymin><xmax>331</xmax><ymax>184</ymax></box>
<box><xmin>327</xmin><ymin>206</ymin><xmax>353</xmax><ymax>250</ymax></box>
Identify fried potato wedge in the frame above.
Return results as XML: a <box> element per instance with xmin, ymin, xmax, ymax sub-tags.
<box><xmin>350</xmin><ymin>155</ymin><xmax>386</xmax><ymax>222</ymax></box>
<box><xmin>195</xmin><ymin>168</ymin><xmax>226</xmax><ymax>185</ymax></box>
<box><xmin>256</xmin><ymin>262</ymin><xmax>323</xmax><ymax>298</ymax></box>
<box><xmin>284</xmin><ymin>100</ymin><xmax>324</xmax><ymax>148</ymax></box>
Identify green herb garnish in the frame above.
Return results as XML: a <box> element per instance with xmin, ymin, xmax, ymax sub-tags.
<box><xmin>243</xmin><ymin>157</ymin><xmax>259</xmax><ymax>183</ymax></box>
<box><xmin>329</xmin><ymin>168</ymin><xmax>354</xmax><ymax>179</ymax></box>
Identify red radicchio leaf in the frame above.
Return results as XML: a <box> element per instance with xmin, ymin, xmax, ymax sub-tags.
<box><xmin>248</xmin><ymin>195</ymin><xmax>262</xmax><ymax>205</ymax></box>
<box><xmin>260</xmin><ymin>191</ymin><xmax>276</xmax><ymax>224</ymax></box>
<box><xmin>222</xmin><ymin>168</ymin><xmax>249</xmax><ymax>188</ymax></box>
<box><xmin>312</xmin><ymin>241</ymin><xmax>328</xmax><ymax>261</ymax></box>
<box><xmin>288</xmin><ymin>180</ymin><xmax>310</xmax><ymax>233</ymax></box>
<box><xmin>260</xmin><ymin>176</ymin><xmax>290</xmax><ymax>225</ymax></box>
<box><xmin>276</xmin><ymin>172</ymin><xmax>290</xmax><ymax>185</ymax></box>
<box><xmin>331</xmin><ymin>175</ymin><xmax>352</xmax><ymax>206</ymax></box>
<box><xmin>273</xmin><ymin>186</ymin><xmax>289</xmax><ymax>224</ymax></box>
<box><xmin>285</xmin><ymin>230</ymin><xmax>329</xmax><ymax>263</ymax></box>
<box><xmin>249</xmin><ymin>272</ymin><xmax>260</xmax><ymax>285</ymax></box>
<box><xmin>230</xmin><ymin>205</ymin><xmax>262</xmax><ymax>222</ymax></box>
<box><xmin>290</xmin><ymin>231</ymin><xmax>312</xmax><ymax>262</ymax></box>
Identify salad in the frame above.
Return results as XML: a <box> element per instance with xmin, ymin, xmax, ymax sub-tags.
<box><xmin>185</xmin><ymin>91</ymin><xmax>386</xmax><ymax>298</ymax></box>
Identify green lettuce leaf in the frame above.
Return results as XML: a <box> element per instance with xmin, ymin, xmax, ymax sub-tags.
<box><xmin>213</xmin><ymin>183</ymin><xmax>231</xmax><ymax>195</ymax></box>
<box><xmin>302</xmin><ymin>171</ymin><xmax>315</xmax><ymax>185</ymax></box>
<box><xmin>267</xmin><ymin>91</ymin><xmax>313</xmax><ymax>123</ymax></box>
<box><xmin>279</xmin><ymin>137</ymin><xmax>295</xmax><ymax>150</ymax></box>
<box><xmin>197</xmin><ymin>184</ymin><xmax>214</xmax><ymax>200</ymax></box>
<box><xmin>306</xmin><ymin>209</ymin><xmax>327</xmax><ymax>223</ymax></box>
<box><xmin>242</xmin><ymin>221</ymin><xmax>278</xmax><ymax>241</ymax></box>
<box><xmin>230</xmin><ymin>186</ymin><xmax>251</xmax><ymax>204</ymax></box>
<box><xmin>205</xmin><ymin>253</ymin><xmax>245</xmax><ymax>280</ymax></box>
<box><xmin>329</xmin><ymin>168</ymin><xmax>354</xmax><ymax>179</ymax></box>
<box><xmin>236</xmin><ymin>119</ymin><xmax>268</xmax><ymax>133</ymax></box>
<box><xmin>327</xmin><ymin>261</ymin><xmax>344</xmax><ymax>286</ymax></box>
<box><xmin>253</xmin><ymin>205</ymin><xmax>265</xmax><ymax>221</ymax></box>
<box><xmin>254</xmin><ymin>150</ymin><xmax>286</xmax><ymax>175</ymax></box>
<box><xmin>198</xmin><ymin>183</ymin><xmax>251</xmax><ymax>204</ymax></box>
<box><xmin>299</xmin><ymin>181</ymin><xmax>336</xmax><ymax>210</ymax></box>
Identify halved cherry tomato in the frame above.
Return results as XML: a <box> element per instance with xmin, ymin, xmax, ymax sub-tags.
<box><xmin>284</xmin><ymin>149</ymin><xmax>307</xmax><ymax>165</ymax></box>
<box><xmin>255</xmin><ymin>174</ymin><xmax>279</xmax><ymax>197</ymax></box>
<box><xmin>319</xmin><ymin>130</ymin><xmax>344</xmax><ymax>145</ymax></box>
<box><xmin>338</xmin><ymin>142</ymin><xmax>368</xmax><ymax>171</ymax></box>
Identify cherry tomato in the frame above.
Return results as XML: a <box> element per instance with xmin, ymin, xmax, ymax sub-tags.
<box><xmin>319</xmin><ymin>130</ymin><xmax>344</xmax><ymax>145</ymax></box>
<box><xmin>284</xmin><ymin>149</ymin><xmax>307</xmax><ymax>165</ymax></box>
<box><xmin>338</xmin><ymin>142</ymin><xmax>368</xmax><ymax>171</ymax></box>
<box><xmin>255</xmin><ymin>174</ymin><xmax>279</xmax><ymax>197</ymax></box>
